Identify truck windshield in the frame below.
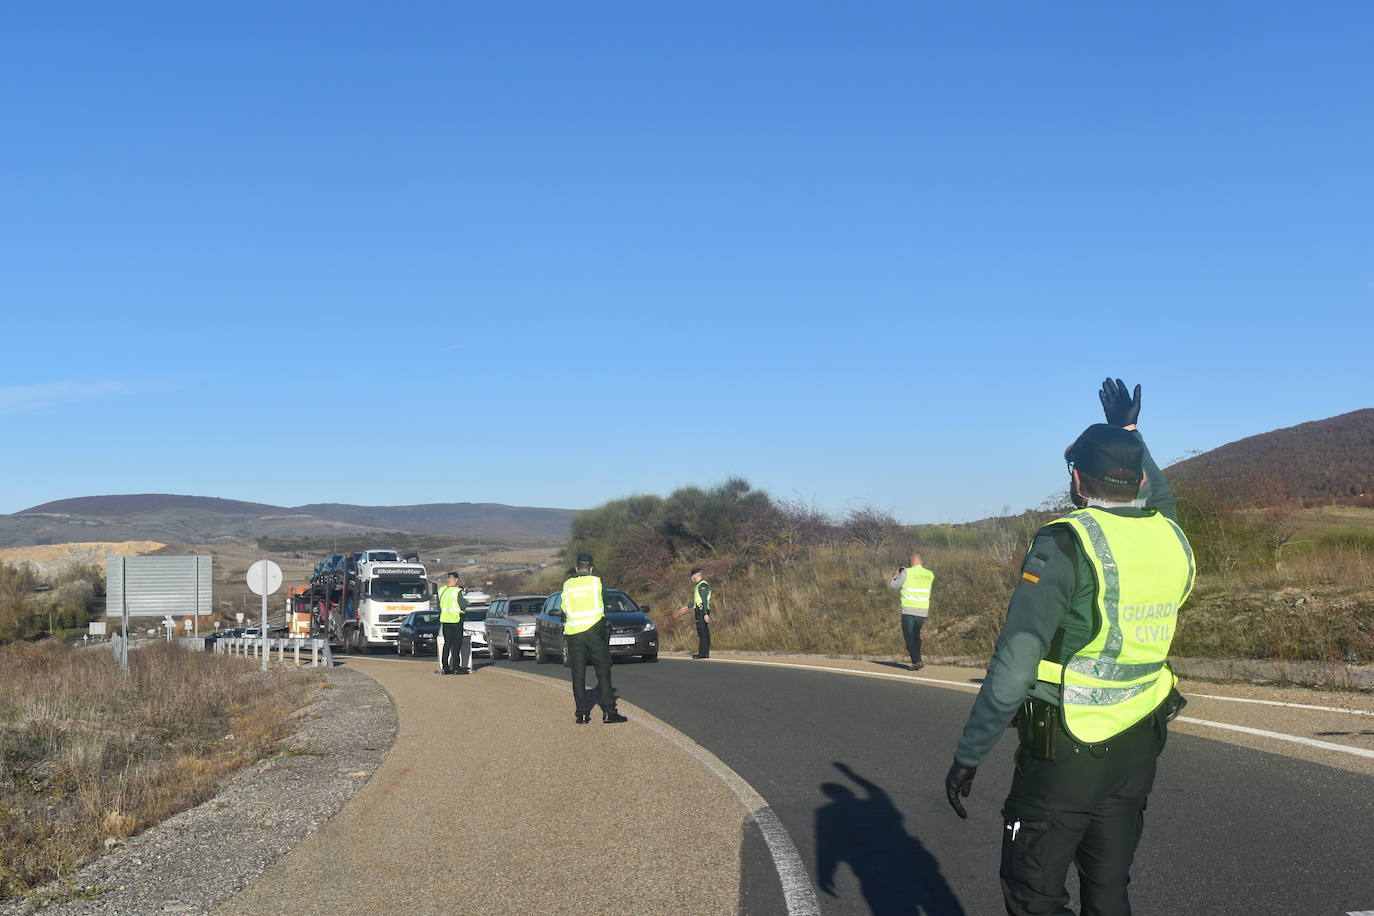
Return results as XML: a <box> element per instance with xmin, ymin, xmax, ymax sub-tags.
<box><xmin>364</xmin><ymin>551</ymin><xmax>399</xmax><ymax>562</ymax></box>
<box><xmin>370</xmin><ymin>580</ymin><xmax>429</xmax><ymax>601</ymax></box>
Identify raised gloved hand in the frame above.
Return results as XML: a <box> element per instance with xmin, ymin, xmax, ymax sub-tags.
<box><xmin>1098</xmin><ymin>378</ymin><xmax>1142</xmax><ymax>428</ymax></box>
<box><xmin>944</xmin><ymin>760</ymin><xmax>977</xmax><ymax>819</ymax></box>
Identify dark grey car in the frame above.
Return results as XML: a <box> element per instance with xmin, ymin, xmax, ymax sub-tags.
<box><xmin>485</xmin><ymin>594</ymin><xmax>548</xmax><ymax>660</ymax></box>
<box><xmin>534</xmin><ymin>588</ymin><xmax>657</xmax><ymax>664</ymax></box>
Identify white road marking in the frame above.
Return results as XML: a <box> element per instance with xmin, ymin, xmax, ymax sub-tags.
<box><xmin>1188</xmin><ymin>692</ymin><xmax>1374</xmax><ymax>717</ymax></box>
<box><xmin>1174</xmin><ymin>717</ymin><xmax>1374</xmax><ymax>761</ymax></box>
<box><xmin>685</xmin><ymin>657</ymin><xmax>1374</xmax><ymax>762</ymax></box>
<box><xmin>494</xmin><ymin>667</ymin><xmax>822</xmax><ymax>916</ymax></box>
<box><xmin>1346</xmin><ymin>910</ymin><xmax>1374</xmax><ymax>915</ymax></box>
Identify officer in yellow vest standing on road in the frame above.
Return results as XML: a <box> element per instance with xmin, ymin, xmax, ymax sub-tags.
<box><xmin>436</xmin><ymin>572</ymin><xmax>469</xmax><ymax>676</ymax></box>
<box><xmin>686</xmin><ymin>568</ymin><xmax>712</xmax><ymax>659</ymax></box>
<box><xmin>889</xmin><ymin>552</ymin><xmax>934</xmax><ymax>670</ymax></box>
<box><xmin>561</xmin><ymin>554</ymin><xmax>627</xmax><ymax>724</ymax></box>
<box><xmin>944</xmin><ymin>379</ymin><xmax>1194</xmax><ymax>916</ymax></box>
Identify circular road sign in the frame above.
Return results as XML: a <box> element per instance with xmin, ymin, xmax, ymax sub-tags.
<box><xmin>247</xmin><ymin>560</ymin><xmax>283</xmax><ymax>596</ymax></box>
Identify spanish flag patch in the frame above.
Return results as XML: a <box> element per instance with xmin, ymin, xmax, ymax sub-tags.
<box><xmin>1021</xmin><ymin>571</ymin><xmax>1040</xmax><ymax>584</ymax></box>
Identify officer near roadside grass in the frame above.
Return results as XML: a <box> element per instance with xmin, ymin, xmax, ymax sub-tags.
<box><xmin>943</xmin><ymin>379</ymin><xmax>1195</xmax><ymax>916</ymax></box>
<box><xmin>684</xmin><ymin>568</ymin><xmax>712</xmax><ymax>659</ymax></box>
<box><xmin>889</xmin><ymin>552</ymin><xmax>934</xmax><ymax>670</ymax></box>
<box><xmin>436</xmin><ymin>572</ymin><xmax>469</xmax><ymax>676</ymax></box>
<box><xmin>561</xmin><ymin>554</ymin><xmax>628</xmax><ymax>724</ymax></box>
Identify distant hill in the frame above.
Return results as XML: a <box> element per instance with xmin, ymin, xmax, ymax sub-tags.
<box><xmin>21</xmin><ymin>494</ymin><xmax>283</xmax><ymax>516</ymax></box>
<box><xmin>1166</xmin><ymin>408</ymin><xmax>1374</xmax><ymax>506</ymax></box>
<box><xmin>1</xmin><ymin>494</ymin><xmax>577</xmax><ymax>547</ymax></box>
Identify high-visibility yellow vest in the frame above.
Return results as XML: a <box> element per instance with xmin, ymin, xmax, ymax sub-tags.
<box><xmin>561</xmin><ymin>574</ymin><xmax>605</xmax><ymax>636</ymax></box>
<box><xmin>900</xmin><ymin>566</ymin><xmax>935</xmax><ymax>613</ymax></box>
<box><xmin>691</xmin><ymin>579</ymin><xmax>710</xmax><ymax>610</ymax></box>
<box><xmin>438</xmin><ymin>585</ymin><xmax>464</xmax><ymax>624</ymax></box>
<box><xmin>1036</xmin><ymin>508</ymin><xmax>1195</xmax><ymax>744</ymax></box>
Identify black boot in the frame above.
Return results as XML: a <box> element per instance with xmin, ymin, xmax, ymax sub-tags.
<box><xmin>602</xmin><ymin>708</ymin><xmax>628</xmax><ymax>724</ymax></box>
<box><xmin>574</xmin><ymin>711</ymin><xmax>591</xmax><ymax>724</ymax></box>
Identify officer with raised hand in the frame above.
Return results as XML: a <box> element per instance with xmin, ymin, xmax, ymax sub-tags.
<box><xmin>561</xmin><ymin>554</ymin><xmax>627</xmax><ymax>724</ymax></box>
<box><xmin>943</xmin><ymin>378</ymin><xmax>1194</xmax><ymax>916</ymax></box>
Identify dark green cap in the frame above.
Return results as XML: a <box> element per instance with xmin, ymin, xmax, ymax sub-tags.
<box><xmin>1065</xmin><ymin>424</ymin><xmax>1144</xmax><ymax>487</ymax></box>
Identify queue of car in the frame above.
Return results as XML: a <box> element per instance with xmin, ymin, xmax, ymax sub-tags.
<box><xmin>394</xmin><ymin>586</ymin><xmax>659</xmax><ymax>665</ymax></box>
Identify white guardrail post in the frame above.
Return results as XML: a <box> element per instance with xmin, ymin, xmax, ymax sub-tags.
<box><xmin>201</xmin><ymin>636</ymin><xmax>331</xmax><ymax>667</ymax></box>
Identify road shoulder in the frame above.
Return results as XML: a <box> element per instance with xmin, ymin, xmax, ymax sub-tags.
<box><xmin>217</xmin><ymin>657</ymin><xmax>747</xmax><ymax>916</ymax></box>
<box><xmin>2</xmin><ymin>665</ymin><xmax>394</xmax><ymax>916</ymax></box>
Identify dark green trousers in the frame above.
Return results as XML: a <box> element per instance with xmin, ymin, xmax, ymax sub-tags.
<box><xmin>999</xmin><ymin>713</ymin><xmax>1164</xmax><ymax>916</ymax></box>
<box><xmin>567</xmin><ymin>619</ymin><xmax>616</xmax><ymax>715</ymax></box>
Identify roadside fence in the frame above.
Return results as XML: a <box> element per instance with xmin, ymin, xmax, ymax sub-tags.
<box><xmin>213</xmin><ymin>637</ymin><xmax>334</xmax><ymax>668</ymax></box>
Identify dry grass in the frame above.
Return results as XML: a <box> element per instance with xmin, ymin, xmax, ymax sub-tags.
<box><xmin>0</xmin><ymin>641</ymin><xmax>312</xmax><ymax>900</ymax></box>
<box><xmin>642</xmin><ymin>529</ymin><xmax>1374</xmax><ymax>668</ymax></box>
<box><xmin>636</xmin><ymin>543</ymin><xmax>1017</xmax><ymax>660</ymax></box>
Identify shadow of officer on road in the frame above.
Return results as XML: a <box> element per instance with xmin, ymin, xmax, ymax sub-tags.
<box><xmin>816</xmin><ymin>761</ymin><xmax>966</xmax><ymax>916</ymax></box>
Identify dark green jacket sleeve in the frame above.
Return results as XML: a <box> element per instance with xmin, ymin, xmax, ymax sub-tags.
<box><xmin>699</xmin><ymin>583</ymin><xmax>711</xmax><ymax>612</ymax></box>
<box><xmin>953</xmin><ymin>529</ymin><xmax>1075</xmax><ymax>767</ymax></box>
<box><xmin>1134</xmin><ymin>431</ymin><xmax>1177</xmax><ymax>522</ymax></box>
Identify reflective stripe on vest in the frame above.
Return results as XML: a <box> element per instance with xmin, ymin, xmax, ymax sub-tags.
<box><xmin>691</xmin><ymin>580</ymin><xmax>709</xmax><ymax>609</ymax></box>
<box><xmin>438</xmin><ymin>585</ymin><xmax>463</xmax><ymax>624</ymax></box>
<box><xmin>561</xmin><ymin>575</ymin><xmax>605</xmax><ymax>636</ymax></box>
<box><xmin>1037</xmin><ymin>507</ymin><xmax>1195</xmax><ymax>744</ymax></box>
<box><xmin>900</xmin><ymin>566</ymin><xmax>935</xmax><ymax>611</ymax></box>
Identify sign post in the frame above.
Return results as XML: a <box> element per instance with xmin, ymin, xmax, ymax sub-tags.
<box><xmin>246</xmin><ymin>560</ymin><xmax>282</xmax><ymax>671</ymax></box>
<box><xmin>120</xmin><ymin>557</ymin><xmax>130</xmax><ymax>672</ymax></box>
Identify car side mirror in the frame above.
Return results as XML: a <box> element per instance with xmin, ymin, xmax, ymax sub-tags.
<box><xmin>550</xmin><ymin>609</ymin><xmax>565</xmax><ymax>619</ymax></box>
<box><xmin>640</xmin><ymin>605</ymin><xmax>651</xmax><ymax>613</ymax></box>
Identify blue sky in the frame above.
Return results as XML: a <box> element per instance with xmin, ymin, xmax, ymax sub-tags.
<box><xmin>3</xmin><ymin>2</ymin><xmax>1371</xmax><ymax>523</ymax></box>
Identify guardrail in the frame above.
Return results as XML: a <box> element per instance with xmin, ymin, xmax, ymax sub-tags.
<box><xmin>213</xmin><ymin>637</ymin><xmax>333</xmax><ymax>667</ymax></box>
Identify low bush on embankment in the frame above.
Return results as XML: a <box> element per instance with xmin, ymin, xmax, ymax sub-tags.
<box><xmin>538</xmin><ymin>479</ymin><xmax>1374</xmax><ymax>667</ymax></box>
<box><xmin>0</xmin><ymin>641</ymin><xmax>312</xmax><ymax>900</ymax></box>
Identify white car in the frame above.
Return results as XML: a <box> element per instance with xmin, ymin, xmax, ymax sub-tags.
<box><xmin>462</xmin><ymin>591</ymin><xmax>491</xmax><ymax>655</ymax></box>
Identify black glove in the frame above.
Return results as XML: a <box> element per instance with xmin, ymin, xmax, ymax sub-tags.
<box><xmin>944</xmin><ymin>760</ymin><xmax>976</xmax><ymax>819</ymax></box>
<box><xmin>1162</xmin><ymin>686</ymin><xmax>1187</xmax><ymax>722</ymax></box>
<box><xmin>1098</xmin><ymin>377</ymin><xmax>1142</xmax><ymax>428</ymax></box>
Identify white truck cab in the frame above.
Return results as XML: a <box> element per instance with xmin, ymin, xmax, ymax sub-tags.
<box><xmin>345</xmin><ymin>561</ymin><xmax>430</xmax><ymax>652</ymax></box>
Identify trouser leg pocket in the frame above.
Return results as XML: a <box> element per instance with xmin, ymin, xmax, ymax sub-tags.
<box><xmin>1000</xmin><ymin>814</ymin><xmax>1079</xmax><ymax>916</ymax></box>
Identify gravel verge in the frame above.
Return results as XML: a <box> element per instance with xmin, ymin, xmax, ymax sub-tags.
<box><xmin>1</xmin><ymin>664</ymin><xmax>396</xmax><ymax>915</ymax></box>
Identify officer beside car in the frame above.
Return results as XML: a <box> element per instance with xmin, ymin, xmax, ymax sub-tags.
<box><xmin>683</xmin><ymin>568</ymin><xmax>712</xmax><ymax>659</ymax></box>
<box><xmin>561</xmin><ymin>554</ymin><xmax>628</xmax><ymax>724</ymax></box>
<box><xmin>943</xmin><ymin>379</ymin><xmax>1195</xmax><ymax>916</ymax></box>
<box><xmin>436</xmin><ymin>571</ymin><xmax>469</xmax><ymax>675</ymax></box>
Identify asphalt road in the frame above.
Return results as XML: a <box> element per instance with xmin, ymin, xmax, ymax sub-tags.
<box><xmin>436</xmin><ymin>653</ymin><xmax>1374</xmax><ymax>916</ymax></box>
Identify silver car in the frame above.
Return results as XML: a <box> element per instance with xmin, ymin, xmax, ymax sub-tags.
<box><xmin>484</xmin><ymin>594</ymin><xmax>548</xmax><ymax>660</ymax></box>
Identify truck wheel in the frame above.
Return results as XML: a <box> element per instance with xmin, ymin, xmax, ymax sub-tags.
<box><xmin>536</xmin><ymin>641</ymin><xmax>550</xmax><ymax>664</ymax></box>
<box><xmin>508</xmin><ymin>634</ymin><xmax>521</xmax><ymax>661</ymax></box>
<box><xmin>339</xmin><ymin>629</ymin><xmax>351</xmax><ymax>655</ymax></box>
<box><xmin>642</xmin><ymin>654</ymin><xmax>658</xmax><ymax>663</ymax></box>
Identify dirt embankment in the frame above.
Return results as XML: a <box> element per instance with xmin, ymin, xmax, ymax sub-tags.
<box><xmin>0</xmin><ymin>541</ymin><xmax>166</xmax><ymax>576</ymax></box>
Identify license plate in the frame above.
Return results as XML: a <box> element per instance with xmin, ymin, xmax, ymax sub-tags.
<box><xmin>609</xmin><ymin>636</ymin><xmax>636</xmax><ymax>646</ymax></box>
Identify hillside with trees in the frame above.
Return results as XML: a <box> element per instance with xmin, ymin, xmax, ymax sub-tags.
<box><xmin>1166</xmin><ymin>408</ymin><xmax>1374</xmax><ymax>507</ymax></box>
<box><xmin>546</xmin><ymin>472</ymin><xmax>1374</xmax><ymax>668</ymax></box>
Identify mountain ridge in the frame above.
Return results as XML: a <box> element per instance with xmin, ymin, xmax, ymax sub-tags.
<box><xmin>1164</xmin><ymin>407</ymin><xmax>1374</xmax><ymax>506</ymax></box>
<box><xmin>2</xmin><ymin>494</ymin><xmax>578</xmax><ymax>546</ymax></box>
